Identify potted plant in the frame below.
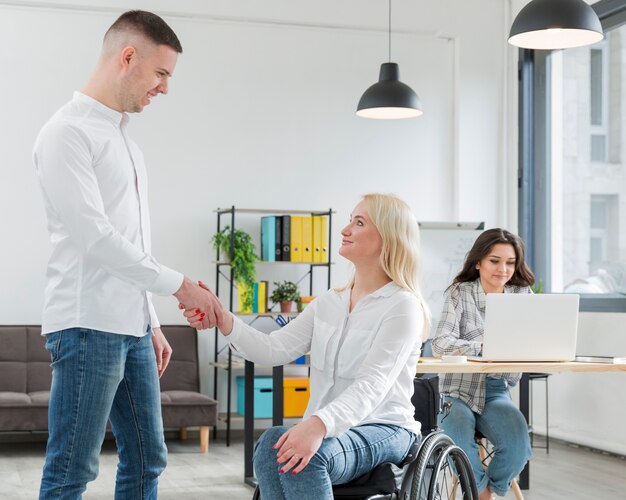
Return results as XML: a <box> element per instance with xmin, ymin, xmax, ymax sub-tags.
<box><xmin>211</xmin><ymin>226</ymin><xmax>257</xmax><ymax>312</ymax></box>
<box><xmin>270</xmin><ymin>280</ymin><xmax>300</xmax><ymax>313</ymax></box>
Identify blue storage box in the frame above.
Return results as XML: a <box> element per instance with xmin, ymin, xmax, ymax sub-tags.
<box><xmin>236</xmin><ymin>376</ymin><xmax>273</xmax><ymax>418</ymax></box>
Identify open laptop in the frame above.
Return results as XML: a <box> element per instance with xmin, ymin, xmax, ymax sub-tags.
<box><xmin>470</xmin><ymin>293</ymin><xmax>580</xmax><ymax>362</ymax></box>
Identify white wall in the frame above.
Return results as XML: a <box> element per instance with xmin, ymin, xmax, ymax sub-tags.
<box><xmin>0</xmin><ymin>0</ymin><xmax>511</xmax><ymax>405</ymax></box>
<box><xmin>0</xmin><ymin>0</ymin><xmax>512</xmax><ymax>321</ymax></box>
<box><xmin>2</xmin><ymin>0</ymin><xmax>624</xmax><ymax>453</ymax></box>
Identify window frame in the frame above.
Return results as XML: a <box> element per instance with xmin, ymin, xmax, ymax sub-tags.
<box><xmin>518</xmin><ymin>0</ymin><xmax>626</xmax><ymax>313</ymax></box>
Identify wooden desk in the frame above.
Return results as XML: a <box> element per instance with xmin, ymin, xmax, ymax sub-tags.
<box><xmin>416</xmin><ymin>358</ymin><xmax>626</xmax><ymax>490</ymax></box>
<box><xmin>415</xmin><ymin>357</ymin><xmax>626</xmax><ymax>374</ymax></box>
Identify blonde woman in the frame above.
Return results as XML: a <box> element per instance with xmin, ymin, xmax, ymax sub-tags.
<box><xmin>184</xmin><ymin>194</ymin><xmax>430</xmax><ymax>500</ymax></box>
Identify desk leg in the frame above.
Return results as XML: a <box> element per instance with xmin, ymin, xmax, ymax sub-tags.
<box><xmin>273</xmin><ymin>365</ymin><xmax>284</xmax><ymax>427</ymax></box>
<box><xmin>519</xmin><ymin>373</ymin><xmax>530</xmax><ymax>490</ymax></box>
<box><xmin>244</xmin><ymin>360</ymin><xmax>255</xmax><ymax>485</ymax></box>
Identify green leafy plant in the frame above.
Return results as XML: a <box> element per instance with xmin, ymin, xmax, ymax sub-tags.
<box><xmin>270</xmin><ymin>281</ymin><xmax>300</xmax><ymax>305</ymax></box>
<box><xmin>211</xmin><ymin>226</ymin><xmax>257</xmax><ymax>311</ymax></box>
<box><xmin>532</xmin><ymin>280</ymin><xmax>543</xmax><ymax>294</ymax></box>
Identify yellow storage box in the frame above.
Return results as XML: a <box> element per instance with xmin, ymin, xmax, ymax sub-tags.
<box><xmin>283</xmin><ymin>377</ymin><xmax>310</xmax><ymax>417</ymax></box>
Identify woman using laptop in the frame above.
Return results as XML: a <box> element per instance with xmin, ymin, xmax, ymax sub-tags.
<box><xmin>432</xmin><ymin>228</ymin><xmax>535</xmax><ymax>500</ymax></box>
<box><xmin>182</xmin><ymin>194</ymin><xmax>430</xmax><ymax>500</ymax></box>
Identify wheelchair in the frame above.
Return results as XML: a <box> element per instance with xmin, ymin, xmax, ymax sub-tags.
<box><xmin>252</xmin><ymin>376</ymin><xmax>479</xmax><ymax>500</ymax></box>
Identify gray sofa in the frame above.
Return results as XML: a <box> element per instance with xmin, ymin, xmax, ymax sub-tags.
<box><xmin>0</xmin><ymin>325</ymin><xmax>217</xmax><ymax>453</ymax></box>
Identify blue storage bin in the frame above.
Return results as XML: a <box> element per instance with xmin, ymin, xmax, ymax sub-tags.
<box><xmin>236</xmin><ymin>376</ymin><xmax>273</xmax><ymax>418</ymax></box>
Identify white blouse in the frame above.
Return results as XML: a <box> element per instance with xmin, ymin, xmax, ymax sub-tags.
<box><xmin>228</xmin><ymin>282</ymin><xmax>424</xmax><ymax>438</ymax></box>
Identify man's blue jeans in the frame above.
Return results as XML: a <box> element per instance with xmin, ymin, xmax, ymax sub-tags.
<box><xmin>254</xmin><ymin>423</ymin><xmax>416</xmax><ymax>500</ymax></box>
<box><xmin>439</xmin><ymin>378</ymin><xmax>531</xmax><ymax>496</ymax></box>
<box><xmin>39</xmin><ymin>328</ymin><xmax>167</xmax><ymax>500</ymax></box>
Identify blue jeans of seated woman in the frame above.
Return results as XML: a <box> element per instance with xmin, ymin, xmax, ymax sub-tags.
<box><xmin>254</xmin><ymin>423</ymin><xmax>417</xmax><ymax>500</ymax></box>
<box><xmin>39</xmin><ymin>328</ymin><xmax>167</xmax><ymax>500</ymax></box>
<box><xmin>439</xmin><ymin>378</ymin><xmax>531</xmax><ymax>497</ymax></box>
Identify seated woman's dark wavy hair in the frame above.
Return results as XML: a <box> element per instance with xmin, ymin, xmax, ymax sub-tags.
<box><xmin>452</xmin><ymin>228</ymin><xmax>535</xmax><ymax>288</ymax></box>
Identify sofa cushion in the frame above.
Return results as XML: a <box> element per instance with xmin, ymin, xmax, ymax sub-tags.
<box><xmin>0</xmin><ymin>326</ymin><xmax>28</xmax><ymax>393</ymax></box>
<box><xmin>0</xmin><ymin>391</ymin><xmax>50</xmax><ymax>407</ymax></box>
<box><xmin>0</xmin><ymin>391</ymin><xmax>50</xmax><ymax>431</ymax></box>
<box><xmin>161</xmin><ymin>390</ymin><xmax>217</xmax><ymax>407</ymax></box>
<box><xmin>0</xmin><ymin>326</ymin><xmax>28</xmax><ymax>362</ymax></box>
<box><xmin>159</xmin><ymin>326</ymin><xmax>200</xmax><ymax>393</ymax></box>
<box><xmin>0</xmin><ymin>326</ymin><xmax>49</xmax><ymax>393</ymax></box>
<box><xmin>26</xmin><ymin>326</ymin><xmax>51</xmax><ymax>393</ymax></box>
<box><xmin>161</xmin><ymin>391</ymin><xmax>217</xmax><ymax>429</ymax></box>
<box><xmin>0</xmin><ymin>406</ymin><xmax>49</xmax><ymax>431</ymax></box>
<box><xmin>0</xmin><ymin>362</ymin><xmax>27</xmax><ymax>393</ymax></box>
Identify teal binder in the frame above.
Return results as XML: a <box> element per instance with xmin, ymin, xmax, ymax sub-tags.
<box><xmin>261</xmin><ymin>216</ymin><xmax>276</xmax><ymax>261</ymax></box>
<box><xmin>252</xmin><ymin>282</ymin><xmax>259</xmax><ymax>313</ymax></box>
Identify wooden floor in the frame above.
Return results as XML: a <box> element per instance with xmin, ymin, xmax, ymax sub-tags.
<box><xmin>0</xmin><ymin>433</ymin><xmax>624</xmax><ymax>499</ymax></box>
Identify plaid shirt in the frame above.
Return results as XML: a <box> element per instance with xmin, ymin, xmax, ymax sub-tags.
<box><xmin>431</xmin><ymin>279</ymin><xmax>532</xmax><ymax>414</ymax></box>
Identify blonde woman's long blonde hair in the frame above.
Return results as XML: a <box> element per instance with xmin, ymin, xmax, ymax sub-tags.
<box><xmin>344</xmin><ymin>193</ymin><xmax>431</xmax><ymax>339</ymax></box>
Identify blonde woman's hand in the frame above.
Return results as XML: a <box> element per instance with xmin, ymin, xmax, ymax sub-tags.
<box><xmin>274</xmin><ymin>416</ymin><xmax>327</xmax><ymax>475</ymax></box>
<box><xmin>180</xmin><ymin>281</ymin><xmax>233</xmax><ymax>334</ymax></box>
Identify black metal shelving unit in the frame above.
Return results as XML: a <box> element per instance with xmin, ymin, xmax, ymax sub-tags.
<box><xmin>211</xmin><ymin>207</ymin><xmax>333</xmax><ymax>477</ymax></box>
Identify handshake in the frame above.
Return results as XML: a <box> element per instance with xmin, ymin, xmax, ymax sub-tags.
<box><xmin>174</xmin><ymin>277</ymin><xmax>231</xmax><ymax>332</ymax></box>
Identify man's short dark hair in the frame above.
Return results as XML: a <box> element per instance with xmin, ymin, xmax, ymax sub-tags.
<box><xmin>106</xmin><ymin>10</ymin><xmax>183</xmax><ymax>53</ymax></box>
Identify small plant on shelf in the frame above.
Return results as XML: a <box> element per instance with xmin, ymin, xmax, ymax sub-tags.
<box><xmin>211</xmin><ymin>226</ymin><xmax>257</xmax><ymax>312</ymax></box>
<box><xmin>270</xmin><ymin>280</ymin><xmax>301</xmax><ymax>313</ymax></box>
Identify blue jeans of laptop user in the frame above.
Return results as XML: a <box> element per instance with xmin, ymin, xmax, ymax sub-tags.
<box><xmin>439</xmin><ymin>378</ymin><xmax>531</xmax><ymax>496</ymax></box>
<box><xmin>254</xmin><ymin>423</ymin><xmax>417</xmax><ymax>499</ymax></box>
<box><xmin>39</xmin><ymin>328</ymin><xmax>167</xmax><ymax>500</ymax></box>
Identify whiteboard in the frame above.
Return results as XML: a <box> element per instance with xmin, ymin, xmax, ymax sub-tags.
<box><xmin>419</xmin><ymin>222</ymin><xmax>484</xmax><ymax>332</ymax></box>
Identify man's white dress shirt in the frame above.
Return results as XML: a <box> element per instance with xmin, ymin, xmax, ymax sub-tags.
<box><xmin>33</xmin><ymin>92</ymin><xmax>183</xmax><ymax>336</ymax></box>
<box><xmin>228</xmin><ymin>282</ymin><xmax>424</xmax><ymax>438</ymax></box>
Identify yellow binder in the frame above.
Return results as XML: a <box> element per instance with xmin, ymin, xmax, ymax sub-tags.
<box><xmin>237</xmin><ymin>283</ymin><xmax>252</xmax><ymax>314</ymax></box>
<box><xmin>302</xmin><ymin>216</ymin><xmax>313</xmax><ymax>262</ymax></box>
<box><xmin>258</xmin><ymin>281</ymin><xmax>267</xmax><ymax>313</ymax></box>
<box><xmin>312</xmin><ymin>216</ymin><xmax>322</xmax><ymax>263</ymax></box>
<box><xmin>290</xmin><ymin>216</ymin><xmax>303</xmax><ymax>262</ymax></box>
<box><xmin>320</xmin><ymin>216</ymin><xmax>329</xmax><ymax>263</ymax></box>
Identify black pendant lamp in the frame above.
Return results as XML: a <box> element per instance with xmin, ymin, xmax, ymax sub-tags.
<box><xmin>509</xmin><ymin>0</ymin><xmax>603</xmax><ymax>50</ymax></box>
<box><xmin>356</xmin><ymin>0</ymin><xmax>422</xmax><ymax>119</ymax></box>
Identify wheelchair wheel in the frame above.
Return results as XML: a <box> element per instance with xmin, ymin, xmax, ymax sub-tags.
<box><xmin>400</xmin><ymin>431</ymin><xmax>478</xmax><ymax>500</ymax></box>
<box><xmin>428</xmin><ymin>444</ymin><xmax>477</xmax><ymax>499</ymax></box>
<box><xmin>252</xmin><ymin>485</ymin><xmax>260</xmax><ymax>500</ymax></box>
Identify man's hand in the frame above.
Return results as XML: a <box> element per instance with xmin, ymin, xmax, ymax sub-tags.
<box><xmin>152</xmin><ymin>327</ymin><xmax>172</xmax><ymax>378</ymax></box>
<box><xmin>174</xmin><ymin>276</ymin><xmax>223</xmax><ymax>328</ymax></box>
<box><xmin>180</xmin><ymin>281</ymin><xmax>234</xmax><ymax>334</ymax></box>
<box><xmin>273</xmin><ymin>416</ymin><xmax>327</xmax><ymax>475</ymax></box>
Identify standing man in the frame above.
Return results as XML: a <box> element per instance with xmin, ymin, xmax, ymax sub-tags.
<box><xmin>33</xmin><ymin>10</ymin><xmax>220</xmax><ymax>499</ymax></box>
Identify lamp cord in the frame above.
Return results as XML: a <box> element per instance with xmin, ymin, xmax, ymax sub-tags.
<box><xmin>388</xmin><ymin>0</ymin><xmax>391</xmax><ymax>62</ymax></box>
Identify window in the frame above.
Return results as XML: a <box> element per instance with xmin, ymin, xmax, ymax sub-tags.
<box><xmin>519</xmin><ymin>0</ymin><xmax>626</xmax><ymax>312</ymax></box>
<box><xmin>589</xmin><ymin>45</ymin><xmax>608</xmax><ymax>162</ymax></box>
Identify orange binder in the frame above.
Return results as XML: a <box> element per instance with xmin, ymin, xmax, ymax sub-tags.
<box><xmin>312</xmin><ymin>216</ymin><xmax>322</xmax><ymax>263</ymax></box>
<box><xmin>302</xmin><ymin>216</ymin><xmax>313</xmax><ymax>262</ymax></box>
<box><xmin>290</xmin><ymin>216</ymin><xmax>303</xmax><ymax>262</ymax></box>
